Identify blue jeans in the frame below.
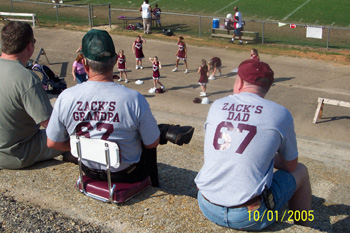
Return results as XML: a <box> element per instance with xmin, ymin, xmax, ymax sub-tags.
<box><xmin>75</xmin><ymin>72</ymin><xmax>87</xmax><ymax>84</ymax></box>
<box><xmin>197</xmin><ymin>170</ymin><xmax>296</xmax><ymax>231</ymax></box>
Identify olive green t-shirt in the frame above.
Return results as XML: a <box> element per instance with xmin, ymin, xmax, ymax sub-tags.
<box><xmin>0</xmin><ymin>59</ymin><xmax>52</xmax><ymax>154</ymax></box>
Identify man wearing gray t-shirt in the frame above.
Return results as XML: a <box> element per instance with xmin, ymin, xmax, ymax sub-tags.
<box><xmin>0</xmin><ymin>22</ymin><xmax>69</xmax><ymax>169</ymax></box>
<box><xmin>195</xmin><ymin>59</ymin><xmax>311</xmax><ymax>230</ymax></box>
<box><xmin>46</xmin><ymin>29</ymin><xmax>194</xmax><ymax>187</ymax></box>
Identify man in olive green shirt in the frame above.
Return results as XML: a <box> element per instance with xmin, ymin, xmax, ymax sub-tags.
<box><xmin>0</xmin><ymin>22</ymin><xmax>67</xmax><ymax>169</ymax></box>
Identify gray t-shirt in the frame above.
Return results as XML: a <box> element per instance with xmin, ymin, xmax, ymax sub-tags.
<box><xmin>195</xmin><ymin>92</ymin><xmax>298</xmax><ymax>207</ymax></box>
<box><xmin>0</xmin><ymin>59</ymin><xmax>52</xmax><ymax>154</ymax></box>
<box><xmin>46</xmin><ymin>81</ymin><xmax>160</xmax><ymax>171</ymax></box>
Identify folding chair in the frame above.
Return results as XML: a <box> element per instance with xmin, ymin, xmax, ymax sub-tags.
<box><xmin>70</xmin><ymin>135</ymin><xmax>151</xmax><ymax>203</ymax></box>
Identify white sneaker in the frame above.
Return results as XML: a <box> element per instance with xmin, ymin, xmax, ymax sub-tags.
<box><xmin>118</xmin><ymin>78</ymin><xmax>122</xmax><ymax>82</ymax></box>
<box><xmin>135</xmin><ymin>80</ymin><xmax>144</xmax><ymax>85</ymax></box>
<box><xmin>161</xmin><ymin>86</ymin><xmax>165</xmax><ymax>91</ymax></box>
<box><xmin>59</xmin><ymin>0</ymin><xmax>63</xmax><ymax>3</ymax></box>
<box><xmin>200</xmin><ymin>92</ymin><xmax>207</xmax><ymax>97</ymax></box>
<box><xmin>239</xmin><ymin>40</ymin><xmax>243</xmax><ymax>44</ymax></box>
<box><xmin>184</xmin><ymin>69</ymin><xmax>189</xmax><ymax>74</ymax></box>
<box><xmin>140</xmin><ymin>66</ymin><xmax>144</xmax><ymax>69</ymax></box>
<box><xmin>209</xmin><ymin>75</ymin><xmax>216</xmax><ymax>80</ymax></box>
<box><xmin>125</xmin><ymin>79</ymin><xmax>129</xmax><ymax>83</ymax></box>
<box><xmin>148</xmin><ymin>87</ymin><xmax>156</xmax><ymax>93</ymax></box>
<box><xmin>172</xmin><ymin>67</ymin><xmax>178</xmax><ymax>72</ymax></box>
<box><xmin>136</xmin><ymin>65</ymin><xmax>139</xmax><ymax>70</ymax></box>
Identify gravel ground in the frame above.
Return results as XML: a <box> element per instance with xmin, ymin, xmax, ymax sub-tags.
<box><xmin>0</xmin><ymin>192</ymin><xmax>110</xmax><ymax>233</ymax></box>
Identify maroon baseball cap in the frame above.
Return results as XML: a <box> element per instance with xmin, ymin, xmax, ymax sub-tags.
<box><xmin>238</xmin><ymin>59</ymin><xmax>274</xmax><ymax>87</ymax></box>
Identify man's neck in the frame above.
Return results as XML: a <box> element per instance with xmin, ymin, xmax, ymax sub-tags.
<box><xmin>87</xmin><ymin>72</ymin><xmax>114</xmax><ymax>82</ymax></box>
<box><xmin>240</xmin><ymin>89</ymin><xmax>266</xmax><ymax>98</ymax></box>
<box><xmin>0</xmin><ymin>53</ymin><xmax>27</xmax><ymax>66</ymax></box>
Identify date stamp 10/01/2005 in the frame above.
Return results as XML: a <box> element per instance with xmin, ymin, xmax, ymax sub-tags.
<box><xmin>248</xmin><ymin>210</ymin><xmax>314</xmax><ymax>222</ymax></box>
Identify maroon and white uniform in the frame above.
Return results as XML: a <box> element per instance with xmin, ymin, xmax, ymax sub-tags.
<box><xmin>251</xmin><ymin>54</ymin><xmax>260</xmax><ymax>61</ymax></box>
<box><xmin>152</xmin><ymin>62</ymin><xmax>160</xmax><ymax>79</ymax></box>
<box><xmin>177</xmin><ymin>42</ymin><xmax>186</xmax><ymax>60</ymax></box>
<box><xmin>198</xmin><ymin>65</ymin><xmax>208</xmax><ymax>84</ymax></box>
<box><xmin>117</xmin><ymin>55</ymin><xmax>126</xmax><ymax>71</ymax></box>
<box><xmin>134</xmin><ymin>41</ymin><xmax>144</xmax><ymax>60</ymax></box>
<box><xmin>210</xmin><ymin>57</ymin><xmax>222</xmax><ymax>68</ymax></box>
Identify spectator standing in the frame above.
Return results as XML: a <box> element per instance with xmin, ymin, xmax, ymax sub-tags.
<box><xmin>195</xmin><ymin>59</ymin><xmax>311</xmax><ymax>230</ymax></box>
<box><xmin>72</xmin><ymin>53</ymin><xmax>87</xmax><ymax>84</ymax></box>
<box><xmin>230</xmin><ymin>6</ymin><xmax>243</xmax><ymax>44</ymax></box>
<box><xmin>153</xmin><ymin>3</ymin><xmax>162</xmax><ymax>27</ymax></box>
<box><xmin>0</xmin><ymin>22</ymin><xmax>71</xmax><ymax>169</ymax></box>
<box><xmin>139</xmin><ymin>0</ymin><xmax>152</xmax><ymax>34</ymax></box>
<box><xmin>172</xmin><ymin>36</ymin><xmax>189</xmax><ymax>74</ymax></box>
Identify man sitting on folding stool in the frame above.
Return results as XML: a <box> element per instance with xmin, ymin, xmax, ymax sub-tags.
<box><xmin>46</xmin><ymin>29</ymin><xmax>194</xmax><ymax>188</ymax></box>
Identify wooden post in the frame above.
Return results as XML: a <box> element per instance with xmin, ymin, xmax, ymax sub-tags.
<box><xmin>313</xmin><ymin>97</ymin><xmax>350</xmax><ymax>124</ymax></box>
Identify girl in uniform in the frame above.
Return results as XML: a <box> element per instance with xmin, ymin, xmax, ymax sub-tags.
<box><xmin>208</xmin><ymin>57</ymin><xmax>222</xmax><ymax>80</ymax></box>
<box><xmin>197</xmin><ymin>59</ymin><xmax>209</xmax><ymax>97</ymax></box>
<box><xmin>250</xmin><ymin>48</ymin><xmax>260</xmax><ymax>61</ymax></box>
<box><xmin>117</xmin><ymin>50</ymin><xmax>128</xmax><ymax>83</ymax></box>
<box><xmin>149</xmin><ymin>56</ymin><xmax>164</xmax><ymax>92</ymax></box>
<box><xmin>132</xmin><ymin>35</ymin><xmax>146</xmax><ymax>69</ymax></box>
<box><xmin>172</xmin><ymin>36</ymin><xmax>189</xmax><ymax>74</ymax></box>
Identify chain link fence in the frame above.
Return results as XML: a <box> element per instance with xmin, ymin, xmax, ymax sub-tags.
<box><xmin>4</xmin><ymin>0</ymin><xmax>350</xmax><ymax>50</ymax></box>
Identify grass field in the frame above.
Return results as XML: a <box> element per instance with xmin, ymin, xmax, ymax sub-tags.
<box><xmin>27</xmin><ymin>0</ymin><xmax>350</xmax><ymax>27</ymax></box>
<box><xmin>2</xmin><ymin>0</ymin><xmax>350</xmax><ymax>50</ymax></box>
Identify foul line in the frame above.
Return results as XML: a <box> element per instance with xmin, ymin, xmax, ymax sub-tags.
<box><xmin>282</xmin><ymin>0</ymin><xmax>311</xmax><ymax>20</ymax></box>
<box><xmin>214</xmin><ymin>0</ymin><xmax>240</xmax><ymax>15</ymax></box>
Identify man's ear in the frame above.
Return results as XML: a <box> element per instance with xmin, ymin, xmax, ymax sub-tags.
<box><xmin>233</xmin><ymin>75</ymin><xmax>244</xmax><ymax>94</ymax></box>
<box><xmin>83</xmin><ymin>58</ymin><xmax>89</xmax><ymax>72</ymax></box>
<box><xmin>237</xmin><ymin>75</ymin><xmax>244</xmax><ymax>91</ymax></box>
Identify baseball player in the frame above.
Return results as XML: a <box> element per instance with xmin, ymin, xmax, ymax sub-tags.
<box><xmin>195</xmin><ymin>59</ymin><xmax>311</xmax><ymax>230</ymax></box>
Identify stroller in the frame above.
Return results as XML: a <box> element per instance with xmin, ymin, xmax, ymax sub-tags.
<box><xmin>32</xmin><ymin>63</ymin><xmax>67</xmax><ymax>94</ymax></box>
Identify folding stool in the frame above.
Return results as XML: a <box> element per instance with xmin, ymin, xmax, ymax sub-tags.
<box><xmin>70</xmin><ymin>136</ymin><xmax>151</xmax><ymax>203</ymax></box>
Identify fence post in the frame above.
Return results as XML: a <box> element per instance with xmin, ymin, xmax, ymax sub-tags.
<box><xmin>55</xmin><ymin>4</ymin><xmax>59</xmax><ymax>24</ymax></box>
<box><xmin>91</xmin><ymin>5</ymin><xmax>94</xmax><ymax>27</ymax></box>
<box><xmin>88</xmin><ymin>4</ymin><xmax>92</xmax><ymax>27</ymax></box>
<box><xmin>11</xmin><ymin>0</ymin><xmax>14</xmax><ymax>12</ymax></box>
<box><xmin>326</xmin><ymin>27</ymin><xmax>330</xmax><ymax>49</ymax></box>
<box><xmin>199</xmin><ymin>15</ymin><xmax>202</xmax><ymax>38</ymax></box>
<box><xmin>262</xmin><ymin>21</ymin><xmax>265</xmax><ymax>44</ymax></box>
<box><xmin>108</xmin><ymin>3</ymin><xmax>111</xmax><ymax>29</ymax></box>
